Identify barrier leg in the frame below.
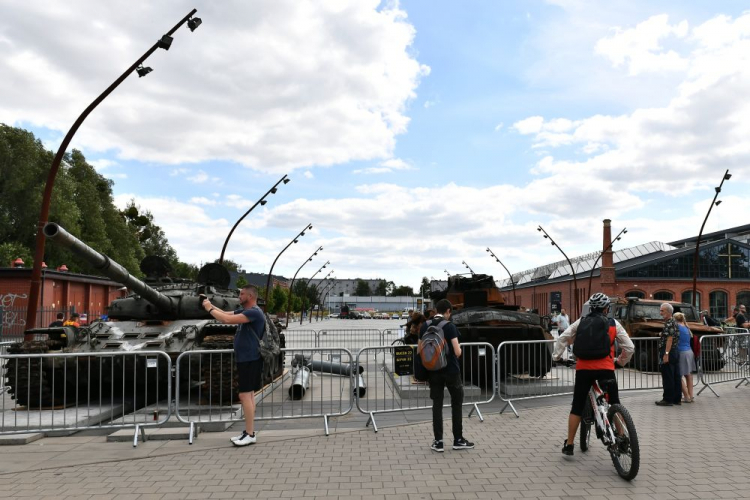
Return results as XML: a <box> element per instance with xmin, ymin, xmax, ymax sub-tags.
<box><xmin>366</xmin><ymin>412</ymin><xmax>378</xmax><ymax>433</ymax></box>
<box><xmin>189</xmin><ymin>422</ymin><xmax>195</xmax><ymax>445</ymax></box>
<box><xmin>499</xmin><ymin>401</ymin><xmax>519</xmax><ymax>418</ymax></box>
<box><xmin>324</xmin><ymin>415</ymin><xmax>329</xmax><ymax>436</ymax></box>
<box><xmin>133</xmin><ymin>424</ymin><xmax>147</xmax><ymax>448</ymax></box>
<box><xmin>468</xmin><ymin>403</ymin><xmax>484</xmax><ymax>422</ymax></box>
<box><xmin>735</xmin><ymin>377</ymin><xmax>750</xmax><ymax>389</ymax></box>
<box><xmin>697</xmin><ymin>382</ymin><xmax>719</xmax><ymax>397</ymax></box>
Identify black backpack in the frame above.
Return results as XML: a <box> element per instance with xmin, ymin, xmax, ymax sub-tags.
<box><xmin>573</xmin><ymin>312</ymin><xmax>614</xmax><ymax>360</ymax></box>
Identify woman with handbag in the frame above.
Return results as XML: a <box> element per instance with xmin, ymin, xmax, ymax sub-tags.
<box><xmin>674</xmin><ymin>312</ymin><xmax>696</xmax><ymax>403</ymax></box>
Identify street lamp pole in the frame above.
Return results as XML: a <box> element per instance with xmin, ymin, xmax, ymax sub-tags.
<box><xmin>462</xmin><ymin>260</ymin><xmax>476</xmax><ymax>275</ymax></box>
<box><xmin>220</xmin><ymin>175</ymin><xmax>290</xmax><ymax>264</ymax></box>
<box><xmin>317</xmin><ymin>278</ymin><xmax>336</xmax><ymax>321</ymax></box>
<box><xmin>300</xmin><ymin>262</ymin><xmax>330</xmax><ymax>325</ymax></box>
<box><xmin>588</xmin><ymin>227</ymin><xmax>627</xmax><ymax>297</ymax></box>
<box><xmin>263</xmin><ymin>223</ymin><xmax>313</xmax><ymax>312</ymax></box>
<box><xmin>285</xmin><ymin>246</ymin><xmax>323</xmax><ymax>328</ymax></box>
<box><xmin>26</xmin><ymin>9</ymin><xmax>202</xmax><ymax>329</ymax></box>
<box><xmin>486</xmin><ymin>247</ymin><xmax>517</xmax><ymax>305</ymax></box>
<box><xmin>691</xmin><ymin>169</ymin><xmax>731</xmax><ymax>309</ymax></box>
<box><xmin>310</xmin><ymin>270</ymin><xmax>334</xmax><ymax>323</ymax></box>
<box><xmin>537</xmin><ymin>225</ymin><xmax>580</xmax><ymax>317</ymax></box>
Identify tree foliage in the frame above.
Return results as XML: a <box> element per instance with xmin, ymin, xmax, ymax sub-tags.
<box><xmin>269</xmin><ymin>286</ymin><xmax>288</xmax><ymax>314</ymax></box>
<box><xmin>0</xmin><ymin>125</ymin><xmax>195</xmax><ymax>278</ymax></box>
<box><xmin>354</xmin><ymin>279</ymin><xmax>372</xmax><ymax>296</ymax></box>
<box><xmin>390</xmin><ymin>285</ymin><xmax>415</xmax><ymax>297</ymax></box>
<box><xmin>374</xmin><ymin>280</ymin><xmax>388</xmax><ymax>296</ymax></box>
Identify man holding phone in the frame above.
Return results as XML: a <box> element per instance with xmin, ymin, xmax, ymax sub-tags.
<box><xmin>202</xmin><ymin>285</ymin><xmax>265</xmax><ymax>446</ymax></box>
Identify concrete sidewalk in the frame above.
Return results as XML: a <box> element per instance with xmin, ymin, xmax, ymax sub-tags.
<box><xmin>0</xmin><ymin>382</ymin><xmax>748</xmax><ymax>499</ymax></box>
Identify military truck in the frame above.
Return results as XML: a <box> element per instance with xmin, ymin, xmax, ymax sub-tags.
<box><xmin>581</xmin><ymin>296</ymin><xmax>724</xmax><ymax>372</ymax></box>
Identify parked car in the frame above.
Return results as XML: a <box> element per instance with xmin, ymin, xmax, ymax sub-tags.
<box><xmin>360</xmin><ymin>312</ymin><xmax>372</xmax><ymax>319</ymax></box>
<box><xmin>400</xmin><ymin>313</ymin><xmax>409</xmax><ymax>320</ymax></box>
<box><xmin>391</xmin><ymin>313</ymin><xmax>399</xmax><ymax>320</ymax></box>
<box><xmin>327</xmin><ymin>313</ymin><xmax>339</xmax><ymax>319</ymax></box>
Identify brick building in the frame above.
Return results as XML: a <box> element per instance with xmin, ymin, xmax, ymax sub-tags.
<box><xmin>499</xmin><ymin>220</ymin><xmax>750</xmax><ymax>322</ymax></box>
<box><xmin>0</xmin><ymin>264</ymin><xmax>126</xmax><ymax>337</ymax></box>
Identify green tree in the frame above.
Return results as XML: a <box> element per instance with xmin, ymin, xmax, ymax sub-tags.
<box><xmin>235</xmin><ymin>274</ymin><xmax>249</xmax><ymax>289</ymax></box>
<box><xmin>355</xmin><ymin>279</ymin><xmax>371</xmax><ymax>296</ymax></box>
<box><xmin>374</xmin><ymin>280</ymin><xmax>388</xmax><ymax>296</ymax></box>
<box><xmin>0</xmin><ymin>242</ymin><xmax>33</xmax><ymax>268</ymax></box>
<box><xmin>269</xmin><ymin>286</ymin><xmax>288</xmax><ymax>314</ymax></box>
<box><xmin>391</xmin><ymin>285</ymin><xmax>414</xmax><ymax>297</ymax></box>
<box><xmin>419</xmin><ymin>277</ymin><xmax>431</xmax><ymax>297</ymax></box>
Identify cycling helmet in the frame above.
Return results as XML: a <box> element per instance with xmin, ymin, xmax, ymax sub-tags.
<box><xmin>588</xmin><ymin>292</ymin><xmax>610</xmax><ymax>310</ymax></box>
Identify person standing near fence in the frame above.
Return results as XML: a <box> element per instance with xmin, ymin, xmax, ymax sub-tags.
<box><xmin>557</xmin><ymin>309</ymin><xmax>570</xmax><ymax>332</ymax></box>
<box><xmin>63</xmin><ymin>312</ymin><xmax>80</xmax><ymax>328</ymax></box>
<box><xmin>420</xmin><ymin>299</ymin><xmax>474</xmax><ymax>452</ymax></box>
<box><xmin>656</xmin><ymin>303</ymin><xmax>681</xmax><ymax>407</ymax></box>
<box><xmin>553</xmin><ymin>293</ymin><xmax>633</xmax><ymax>456</ymax></box>
<box><xmin>48</xmin><ymin>312</ymin><xmax>65</xmax><ymax>327</ymax></box>
<box><xmin>202</xmin><ymin>285</ymin><xmax>265</xmax><ymax>447</ymax></box>
<box><xmin>674</xmin><ymin>312</ymin><xmax>696</xmax><ymax>403</ymax></box>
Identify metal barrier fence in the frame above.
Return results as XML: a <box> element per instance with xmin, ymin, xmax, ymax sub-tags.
<box><xmin>0</xmin><ymin>342</ymin><xmax>11</xmax><ymax>395</ymax></box>
<box><xmin>174</xmin><ymin>347</ymin><xmax>354</xmax><ymax>442</ymax></box>
<box><xmin>0</xmin><ymin>351</ymin><xmax>171</xmax><ymax>446</ymax></box>
<box><xmin>355</xmin><ymin>343</ymin><xmax>495</xmax><ymax>432</ymax></box>
<box><xmin>316</xmin><ymin>329</ymin><xmax>384</xmax><ymax>353</ymax></box>
<box><xmin>698</xmin><ymin>330</ymin><xmax>750</xmax><ymax>397</ymax></box>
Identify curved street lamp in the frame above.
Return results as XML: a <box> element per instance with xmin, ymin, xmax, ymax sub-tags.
<box><xmin>220</xmin><ymin>175</ymin><xmax>290</xmax><ymax>264</ymax></box>
<box><xmin>285</xmin><ymin>246</ymin><xmax>322</xmax><ymax>328</ymax></box>
<box><xmin>263</xmin><ymin>223</ymin><xmax>313</xmax><ymax>312</ymax></box>
<box><xmin>538</xmin><ymin>225</ymin><xmax>580</xmax><ymax>317</ymax></box>
<box><xmin>26</xmin><ymin>9</ymin><xmax>202</xmax><ymax>329</ymax></box>
<box><xmin>309</xmin><ymin>270</ymin><xmax>334</xmax><ymax>323</ymax></box>
<box><xmin>462</xmin><ymin>260</ymin><xmax>476</xmax><ymax>275</ymax></box>
<box><xmin>316</xmin><ymin>278</ymin><xmax>337</xmax><ymax>321</ymax></box>
<box><xmin>486</xmin><ymin>247</ymin><xmax>516</xmax><ymax>305</ymax></box>
<box><xmin>300</xmin><ymin>261</ymin><xmax>330</xmax><ymax>324</ymax></box>
<box><xmin>587</xmin><ymin>227</ymin><xmax>627</xmax><ymax>297</ymax></box>
<box><xmin>691</xmin><ymin>169</ymin><xmax>731</xmax><ymax>309</ymax></box>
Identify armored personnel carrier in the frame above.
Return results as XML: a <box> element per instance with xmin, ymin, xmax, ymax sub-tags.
<box><xmin>431</xmin><ymin>274</ymin><xmax>552</xmax><ymax>383</ymax></box>
<box><xmin>4</xmin><ymin>223</ymin><xmax>284</xmax><ymax>408</ymax></box>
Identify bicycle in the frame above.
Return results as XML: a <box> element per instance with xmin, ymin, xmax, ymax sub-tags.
<box><xmin>579</xmin><ymin>379</ymin><xmax>640</xmax><ymax>481</ymax></box>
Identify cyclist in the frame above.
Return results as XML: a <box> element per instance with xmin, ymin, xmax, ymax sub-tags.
<box><xmin>553</xmin><ymin>293</ymin><xmax>634</xmax><ymax>456</ymax></box>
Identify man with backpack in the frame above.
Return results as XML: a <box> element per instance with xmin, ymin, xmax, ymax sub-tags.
<box><xmin>419</xmin><ymin>299</ymin><xmax>474</xmax><ymax>452</ymax></box>
<box><xmin>552</xmin><ymin>293</ymin><xmax>634</xmax><ymax>456</ymax></box>
<box><xmin>202</xmin><ymin>285</ymin><xmax>265</xmax><ymax>447</ymax></box>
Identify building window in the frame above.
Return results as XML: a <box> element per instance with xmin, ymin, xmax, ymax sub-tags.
<box><xmin>736</xmin><ymin>291</ymin><xmax>750</xmax><ymax>311</ymax></box>
<box><xmin>709</xmin><ymin>290</ymin><xmax>728</xmax><ymax>320</ymax></box>
<box><xmin>653</xmin><ymin>291</ymin><xmax>673</xmax><ymax>301</ymax></box>
<box><xmin>625</xmin><ymin>290</ymin><xmax>645</xmax><ymax>299</ymax></box>
<box><xmin>617</xmin><ymin>242</ymin><xmax>750</xmax><ymax>279</ymax></box>
<box><xmin>681</xmin><ymin>290</ymin><xmax>701</xmax><ymax>309</ymax></box>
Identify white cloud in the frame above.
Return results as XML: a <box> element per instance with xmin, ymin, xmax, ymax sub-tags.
<box><xmin>494</xmin><ymin>122</ymin><xmax>504</xmax><ymax>131</ymax></box>
<box><xmin>595</xmin><ymin>14</ymin><xmax>689</xmax><ymax>75</ymax></box>
<box><xmin>304</xmin><ymin>171</ymin><xmax>314</xmax><ymax>179</ymax></box>
<box><xmin>90</xmin><ymin>158</ymin><xmax>117</xmax><ymax>171</ymax></box>
<box><xmin>516</xmin><ymin>12</ymin><xmax>750</xmax><ymax>194</ymax></box>
<box><xmin>170</xmin><ymin>168</ymin><xmax>190</xmax><ymax>177</ymax></box>
<box><xmin>190</xmin><ymin>197</ymin><xmax>217</xmax><ymax>206</ymax></box>
<box><xmin>187</xmin><ymin>171</ymin><xmax>209</xmax><ymax>184</ymax></box>
<box><xmin>424</xmin><ymin>99</ymin><xmax>438</xmax><ymax>108</ymax></box>
<box><xmin>353</xmin><ymin>157</ymin><xmax>414</xmax><ymax>174</ymax></box>
<box><xmin>0</xmin><ymin>1</ymin><xmax>428</xmax><ymax>173</ymax></box>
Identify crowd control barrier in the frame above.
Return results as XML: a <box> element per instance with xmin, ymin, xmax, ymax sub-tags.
<box><xmin>316</xmin><ymin>329</ymin><xmax>384</xmax><ymax>354</ymax></box>
<box><xmin>175</xmin><ymin>347</ymin><xmax>354</xmax><ymax>442</ymax></box>
<box><xmin>0</xmin><ymin>342</ymin><xmax>12</xmax><ymax>395</ymax></box>
<box><xmin>355</xmin><ymin>342</ymin><xmax>495</xmax><ymax>432</ymax></box>
<box><xmin>0</xmin><ymin>351</ymin><xmax>172</xmax><ymax>446</ymax></box>
<box><xmin>698</xmin><ymin>330</ymin><xmax>750</xmax><ymax>397</ymax></box>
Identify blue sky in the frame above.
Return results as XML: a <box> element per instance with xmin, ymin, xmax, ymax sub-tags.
<box><xmin>3</xmin><ymin>0</ymin><xmax>750</xmax><ymax>289</ymax></box>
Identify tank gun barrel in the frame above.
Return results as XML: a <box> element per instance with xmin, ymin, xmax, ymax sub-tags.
<box><xmin>43</xmin><ymin>223</ymin><xmax>174</xmax><ymax>313</ymax></box>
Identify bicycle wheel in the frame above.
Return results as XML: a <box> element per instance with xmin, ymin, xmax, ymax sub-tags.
<box><xmin>390</xmin><ymin>338</ymin><xmax>406</xmax><ymax>346</ymax></box>
<box><xmin>607</xmin><ymin>404</ymin><xmax>640</xmax><ymax>481</ymax></box>
<box><xmin>580</xmin><ymin>398</ymin><xmax>592</xmax><ymax>452</ymax></box>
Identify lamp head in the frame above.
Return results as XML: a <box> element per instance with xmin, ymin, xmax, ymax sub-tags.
<box><xmin>270</xmin><ymin>187</ymin><xmax>277</xmax><ymax>194</ymax></box>
<box><xmin>187</xmin><ymin>17</ymin><xmax>202</xmax><ymax>32</ymax></box>
<box><xmin>260</xmin><ymin>200</ymin><xmax>267</xmax><ymax>206</ymax></box>
<box><xmin>715</xmin><ymin>200</ymin><xmax>722</xmax><ymax>206</ymax></box>
<box><xmin>725</xmin><ymin>173</ymin><xmax>732</xmax><ymax>180</ymax></box>
<box><xmin>136</xmin><ymin>66</ymin><xmax>153</xmax><ymax>77</ymax></box>
<box><xmin>715</xmin><ymin>187</ymin><xmax>721</xmax><ymax>193</ymax></box>
<box><xmin>157</xmin><ymin>34</ymin><xmax>173</xmax><ymax>50</ymax></box>
<box><xmin>283</xmin><ymin>178</ymin><xmax>291</xmax><ymax>184</ymax></box>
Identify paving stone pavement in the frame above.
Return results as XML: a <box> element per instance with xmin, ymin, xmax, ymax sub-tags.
<box><xmin>0</xmin><ymin>381</ymin><xmax>748</xmax><ymax>499</ymax></box>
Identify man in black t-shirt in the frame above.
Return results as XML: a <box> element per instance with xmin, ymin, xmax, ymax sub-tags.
<box><xmin>420</xmin><ymin>299</ymin><xmax>474</xmax><ymax>452</ymax></box>
<box><xmin>48</xmin><ymin>312</ymin><xmax>65</xmax><ymax>327</ymax></box>
<box><xmin>733</xmin><ymin>306</ymin><xmax>748</xmax><ymax>329</ymax></box>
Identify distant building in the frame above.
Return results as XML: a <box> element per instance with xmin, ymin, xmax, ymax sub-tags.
<box><xmin>498</xmin><ymin>220</ymin><xmax>750</xmax><ymax>322</ymax></box>
<box><xmin>231</xmin><ymin>271</ymin><xmax>290</xmax><ymax>290</ymax></box>
<box><xmin>307</xmin><ymin>278</ymin><xmax>387</xmax><ymax>297</ymax></box>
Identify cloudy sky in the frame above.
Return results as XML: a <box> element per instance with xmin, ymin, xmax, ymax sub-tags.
<box><xmin>3</xmin><ymin>0</ymin><xmax>750</xmax><ymax>289</ymax></box>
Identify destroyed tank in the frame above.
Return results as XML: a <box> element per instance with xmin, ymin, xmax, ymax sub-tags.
<box><xmin>4</xmin><ymin>222</ymin><xmax>284</xmax><ymax>408</ymax></box>
<box><xmin>431</xmin><ymin>274</ymin><xmax>553</xmax><ymax>383</ymax></box>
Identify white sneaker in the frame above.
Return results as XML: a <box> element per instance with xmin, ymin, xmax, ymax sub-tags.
<box><xmin>233</xmin><ymin>431</ymin><xmax>257</xmax><ymax>446</ymax></box>
<box><xmin>230</xmin><ymin>431</ymin><xmax>248</xmax><ymax>443</ymax></box>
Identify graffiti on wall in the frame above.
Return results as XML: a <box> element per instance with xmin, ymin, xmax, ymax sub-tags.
<box><xmin>1</xmin><ymin>292</ymin><xmax>28</xmax><ymax>330</ymax></box>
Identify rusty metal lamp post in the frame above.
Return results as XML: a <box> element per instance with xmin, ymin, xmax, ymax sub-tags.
<box><xmin>300</xmin><ymin>262</ymin><xmax>330</xmax><ymax>325</ymax></box>
<box><xmin>309</xmin><ymin>270</ymin><xmax>334</xmax><ymax>323</ymax></box>
<box><xmin>316</xmin><ymin>278</ymin><xmax>336</xmax><ymax>321</ymax></box>
<box><xmin>691</xmin><ymin>169</ymin><xmax>731</xmax><ymax>309</ymax></box>
<box><xmin>263</xmin><ymin>223</ymin><xmax>312</xmax><ymax>312</ymax></box>
<box><xmin>26</xmin><ymin>9</ymin><xmax>202</xmax><ymax>329</ymax></box>
<box><xmin>462</xmin><ymin>260</ymin><xmax>476</xmax><ymax>275</ymax></box>
<box><xmin>587</xmin><ymin>227</ymin><xmax>627</xmax><ymax>297</ymax></box>
<box><xmin>285</xmin><ymin>246</ymin><xmax>322</xmax><ymax>328</ymax></box>
<box><xmin>538</xmin><ymin>225</ymin><xmax>580</xmax><ymax>316</ymax></box>
<box><xmin>220</xmin><ymin>175</ymin><xmax>290</xmax><ymax>264</ymax></box>
<box><xmin>486</xmin><ymin>247</ymin><xmax>517</xmax><ymax>305</ymax></box>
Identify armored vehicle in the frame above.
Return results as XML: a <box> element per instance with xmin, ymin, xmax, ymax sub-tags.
<box><xmin>4</xmin><ymin>223</ymin><xmax>284</xmax><ymax>408</ymax></box>
<box><xmin>431</xmin><ymin>274</ymin><xmax>553</xmax><ymax>383</ymax></box>
<box><xmin>579</xmin><ymin>296</ymin><xmax>724</xmax><ymax>372</ymax></box>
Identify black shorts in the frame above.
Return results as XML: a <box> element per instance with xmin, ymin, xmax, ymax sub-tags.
<box><xmin>237</xmin><ymin>359</ymin><xmax>264</xmax><ymax>393</ymax></box>
<box><xmin>570</xmin><ymin>369</ymin><xmax>619</xmax><ymax>416</ymax></box>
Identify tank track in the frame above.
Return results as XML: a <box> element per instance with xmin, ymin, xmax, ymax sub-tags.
<box><xmin>3</xmin><ymin>341</ymin><xmax>80</xmax><ymax>408</ymax></box>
